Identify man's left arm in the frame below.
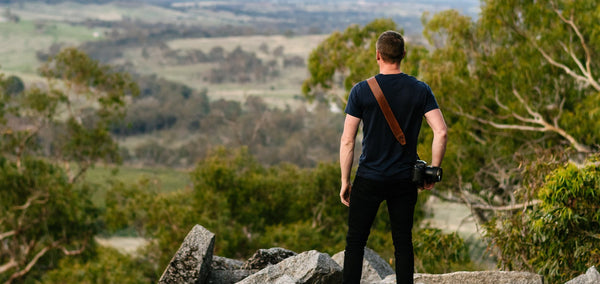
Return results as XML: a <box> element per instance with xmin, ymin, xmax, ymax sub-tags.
<box><xmin>423</xmin><ymin>108</ymin><xmax>447</xmax><ymax>190</ymax></box>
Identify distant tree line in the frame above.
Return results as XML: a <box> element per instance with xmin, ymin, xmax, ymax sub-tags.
<box><xmin>110</xmin><ymin>73</ymin><xmax>340</xmax><ymax>168</ymax></box>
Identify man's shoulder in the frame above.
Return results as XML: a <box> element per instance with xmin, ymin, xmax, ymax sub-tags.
<box><xmin>402</xmin><ymin>74</ymin><xmax>430</xmax><ymax>88</ymax></box>
<box><xmin>349</xmin><ymin>80</ymin><xmax>371</xmax><ymax>98</ymax></box>
<box><xmin>351</xmin><ymin>79</ymin><xmax>370</xmax><ymax>90</ymax></box>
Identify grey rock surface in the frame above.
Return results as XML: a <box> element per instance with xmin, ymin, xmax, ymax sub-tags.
<box><xmin>208</xmin><ymin>269</ymin><xmax>255</xmax><ymax>284</ymax></box>
<box><xmin>212</xmin><ymin>256</ymin><xmax>244</xmax><ymax>270</ymax></box>
<box><xmin>332</xmin><ymin>247</ymin><xmax>395</xmax><ymax>283</ymax></box>
<box><xmin>565</xmin><ymin>266</ymin><xmax>600</xmax><ymax>284</ymax></box>
<box><xmin>209</xmin><ymin>256</ymin><xmax>253</xmax><ymax>284</ymax></box>
<box><xmin>159</xmin><ymin>224</ymin><xmax>216</xmax><ymax>284</ymax></box>
<box><xmin>236</xmin><ymin>250</ymin><xmax>343</xmax><ymax>284</ymax></box>
<box><xmin>241</xmin><ymin>247</ymin><xmax>297</xmax><ymax>270</ymax></box>
<box><xmin>409</xmin><ymin>271</ymin><xmax>543</xmax><ymax>284</ymax></box>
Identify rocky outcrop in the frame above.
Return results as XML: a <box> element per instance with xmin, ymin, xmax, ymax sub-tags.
<box><xmin>208</xmin><ymin>256</ymin><xmax>252</xmax><ymax>284</ymax></box>
<box><xmin>236</xmin><ymin>250</ymin><xmax>342</xmax><ymax>284</ymax></box>
<box><xmin>161</xmin><ymin>224</ymin><xmax>594</xmax><ymax>284</ymax></box>
<box><xmin>332</xmin><ymin>247</ymin><xmax>395</xmax><ymax>283</ymax></box>
<box><xmin>208</xmin><ymin>248</ymin><xmax>297</xmax><ymax>284</ymax></box>
<box><xmin>565</xmin><ymin>266</ymin><xmax>600</xmax><ymax>284</ymax></box>
<box><xmin>408</xmin><ymin>271</ymin><xmax>543</xmax><ymax>284</ymax></box>
<box><xmin>159</xmin><ymin>224</ymin><xmax>215</xmax><ymax>284</ymax></box>
<box><xmin>241</xmin><ymin>247</ymin><xmax>297</xmax><ymax>270</ymax></box>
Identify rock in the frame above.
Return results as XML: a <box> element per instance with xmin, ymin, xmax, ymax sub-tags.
<box><xmin>409</xmin><ymin>271</ymin><xmax>543</xmax><ymax>284</ymax></box>
<box><xmin>332</xmin><ymin>247</ymin><xmax>395</xmax><ymax>283</ymax></box>
<box><xmin>380</xmin><ymin>274</ymin><xmax>396</xmax><ymax>284</ymax></box>
<box><xmin>241</xmin><ymin>247</ymin><xmax>297</xmax><ymax>270</ymax></box>
<box><xmin>236</xmin><ymin>250</ymin><xmax>343</xmax><ymax>284</ymax></box>
<box><xmin>565</xmin><ymin>266</ymin><xmax>600</xmax><ymax>284</ymax></box>
<box><xmin>208</xmin><ymin>270</ymin><xmax>254</xmax><ymax>284</ymax></box>
<box><xmin>209</xmin><ymin>256</ymin><xmax>253</xmax><ymax>284</ymax></box>
<box><xmin>159</xmin><ymin>225</ymin><xmax>216</xmax><ymax>284</ymax></box>
<box><xmin>212</xmin><ymin>256</ymin><xmax>244</xmax><ymax>270</ymax></box>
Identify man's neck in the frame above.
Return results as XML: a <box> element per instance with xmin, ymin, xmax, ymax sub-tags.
<box><xmin>378</xmin><ymin>63</ymin><xmax>402</xmax><ymax>75</ymax></box>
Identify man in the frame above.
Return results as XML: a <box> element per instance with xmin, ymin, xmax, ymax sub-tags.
<box><xmin>339</xmin><ymin>30</ymin><xmax>447</xmax><ymax>284</ymax></box>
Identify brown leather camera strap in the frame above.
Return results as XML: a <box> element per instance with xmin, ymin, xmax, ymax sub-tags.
<box><xmin>367</xmin><ymin>76</ymin><xmax>407</xmax><ymax>145</ymax></box>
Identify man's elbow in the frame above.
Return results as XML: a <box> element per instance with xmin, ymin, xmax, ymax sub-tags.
<box><xmin>434</xmin><ymin>127</ymin><xmax>448</xmax><ymax>141</ymax></box>
<box><xmin>340</xmin><ymin>136</ymin><xmax>355</xmax><ymax>147</ymax></box>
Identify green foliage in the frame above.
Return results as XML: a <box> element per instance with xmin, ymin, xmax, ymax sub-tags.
<box><xmin>0</xmin><ymin>47</ymin><xmax>138</xmax><ymax>282</ymax></box>
<box><xmin>418</xmin><ymin>2</ymin><xmax>600</xmax><ymax>280</ymax></box>
<box><xmin>42</xmin><ymin>246</ymin><xmax>155</xmax><ymax>284</ymax></box>
<box><xmin>0</xmin><ymin>157</ymin><xmax>99</xmax><ymax>283</ymax></box>
<box><xmin>413</xmin><ymin>228</ymin><xmax>472</xmax><ymax>274</ymax></box>
<box><xmin>0</xmin><ymin>75</ymin><xmax>24</xmax><ymax>96</ymax></box>
<box><xmin>105</xmin><ymin>147</ymin><xmax>475</xmax><ymax>276</ymax></box>
<box><xmin>302</xmin><ymin>19</ymin><xmax>428</xmax><ymax>106</ymax></box>
<box><xmin>484</xmin><ymin>157</ymin><xmax>600</xmax><ymax>283</ymax></box>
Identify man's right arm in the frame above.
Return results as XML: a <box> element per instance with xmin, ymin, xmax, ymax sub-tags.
<box><xmin>423</xmin><ymin>108</ymin><xmax>447</xmax><ymax>190</ymax></box>
<box><xmin>340</xmin><ymin>114</ymin><xmax>360</xmax><ymax>207</ymax></box>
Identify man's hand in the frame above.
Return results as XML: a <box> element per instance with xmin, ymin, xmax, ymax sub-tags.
<box><xmin>422</xmin><ymin>182</ymin><xmax>435</xmax><ymax>191</ymax></box>
<box><xmin>340</xmin><ymin>183</ymin><xmax>351</xmax><ymax>207</ymax></box>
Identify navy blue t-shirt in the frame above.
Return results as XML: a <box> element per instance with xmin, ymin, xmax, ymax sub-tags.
<box><xmin>345</xmin><ymin>73</ymin><xmax>439</xmax><ymax>181</ymax></box>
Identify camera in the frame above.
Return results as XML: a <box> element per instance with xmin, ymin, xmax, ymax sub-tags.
<box><xmin>412</xmin><ymin>160</ymin><xmax>443</xmax><ymax>187</ymax></box>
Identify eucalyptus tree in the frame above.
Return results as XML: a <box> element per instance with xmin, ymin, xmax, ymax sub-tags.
<box><xmin>420</xmin><ymin>0</ymin><xmax>599</xmax><ymax>213</ymax></box>
<box><xmin>0</xmin><ymin>48</ymin><xmax>138</xmax><ymax>283</ymax></box>
<box><xmin>420</xmin><ymin>1</ymin><xmax>599</xmax><ymax>281</ymax></box>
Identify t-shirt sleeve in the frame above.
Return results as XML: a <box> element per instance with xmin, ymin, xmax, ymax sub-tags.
<box><xmin>423</xmin><ymin>84</ymin><xmax>439</xmax><ymax>113</ymax></box>
<box><xmin>344</xmin><ymin>83</ymin><xmax>363</xmax><ymax>118</ymax></box>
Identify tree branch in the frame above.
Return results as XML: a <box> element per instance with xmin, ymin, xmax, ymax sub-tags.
<box><xmin>430</xmin><ymin>189</ymin><xmax>542</xmax><ymax>212</ymax></box>
<box><xmin>0</xmin><ymin>230</ymin><xmax>16</xmax><ymax>242</ymax></box>
<box><xmin>551</xmin><ymin>4</ymin><xmax>597</xmax><ymax>90</ymax></box>
<box><xmin>458</xmin><ymin>87</ymin><xmax>592</xmax><ymax>153</ymax></box>
<box><xmin>6</xmin><ymin>245</ymin><xmax>52</xmax><ymax>284</ymax></box>
<box><xmin>0</xmin><ymin>259</ymin><xmax>17</xmax><ymax>275</ymax></box>
<box><xmin>469</xmin><ymin>200</ymin><xmax>542</xmax><ymax>211</ymax></box>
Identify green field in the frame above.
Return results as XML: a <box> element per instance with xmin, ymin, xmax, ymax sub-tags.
<box><xmin>84</xmin><ymin>164</ymin><xmax>191</xmax><ymax>206</ymax></box>
<box><xmin>0</xmin><ymin>1</ymin><xmax>327</xmax><ymax>107</ymax></box>
<box><xmin>0</xmin><ymin>19</ymin><xmax>102</xmax><ymax>73</ymax></box>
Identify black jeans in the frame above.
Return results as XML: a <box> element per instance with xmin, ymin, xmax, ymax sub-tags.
<box><xmin>342</xmin><ymin>176</ymin><xmax>418</xmax><ymax>284</ymax></box>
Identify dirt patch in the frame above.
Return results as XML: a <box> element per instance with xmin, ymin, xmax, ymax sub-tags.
<box><xmin>95</xmin><ymin>236</ymin><xmax>149</xmax><ymax>255</ymax></box>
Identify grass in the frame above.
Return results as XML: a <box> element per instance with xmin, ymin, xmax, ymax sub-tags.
<box><xmin>84</xmin><ymin>164</ymin><xmax>192</xmax><ymax>206</ymax></box>
<box><xmin>0</xmin><ymin>19</ymin><xmax>103</xmax><ymax>73</ymax></box>
<box><xmin>129</xmin><ymin>34</ymin><xmax>326</xmax><ymax>107</ymax></box>
<box><xmin>1</xmin><ymin>1</ymin><xmax>328</xmax><ymax>107</ymax></box>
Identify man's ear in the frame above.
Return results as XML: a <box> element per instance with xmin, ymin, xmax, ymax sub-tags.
<box><xmin>402</xmin><ymin>50</ymin><xmax>407</xmax><ymax>60</ymax></box>
<box><xmin>376</xmin><ymin>50</ymin><xmax>381</xmax><ymax>61</ymax></box>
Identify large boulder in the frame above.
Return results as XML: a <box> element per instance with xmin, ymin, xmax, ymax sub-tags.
<box><xmin>208</xmin><ymin>270</ymin><xmax>254</xmax><ymax>284</ymax></box>
<box><xmin>236</xmin><ymin>250</ymin><xmax>343</xmax><ymax>284</ymax></box>
<box><xmin>208</xmin><ymin>256</ymin><xmax>253</xmax><ymax>284</ymax></box>
<box><xmin>212</xmin><ymin>256</ymin><xmax>244</xmax><ymax>270</ymax></box>
<box><xmin>565</xmin><ymin>266</ymin><xmax>600</xmax><ymax>284</ymax></box>
<box><xmin>379</xmin><ymin>271</ymin><xmax>543</xmax><ymax>284</ymax></box>
<box><xmin>241</xmin><ymin>247</ymin><xmax>297</xmax><ymax>270</ymax></box>
<box><xmin>332</xmin><ymin>247</ymin><xmax>395</xmax><ymax>283</ymax></box>
<box><xmin>159</xmin><ymin>224</ymin><xmax>216</xmax><ymax>284</ymax></box>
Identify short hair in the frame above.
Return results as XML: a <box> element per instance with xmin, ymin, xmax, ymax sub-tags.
<box><xmin>376</xmin><ymin>31</ymin><xmax>405</xmax><ymax>64</ymax></box>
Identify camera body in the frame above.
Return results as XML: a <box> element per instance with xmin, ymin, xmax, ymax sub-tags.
<box><xmin>412</xmin><ymin>160</ymin><xmax>443</xmax><ymax>187</ymax></box>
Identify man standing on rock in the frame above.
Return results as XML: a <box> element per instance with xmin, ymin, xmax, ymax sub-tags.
<box><xmin>339</xmin><ymin>30</ymin><xmax>447</xmax><ymax>284</ymax></box>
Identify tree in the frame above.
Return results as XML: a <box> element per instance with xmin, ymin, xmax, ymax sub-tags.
<box><xmin>484</xmin><ymin>156</ymin><xmax>600</xmax><ymax>283</ymax></box>
<box><xmin>0</xmin><ymin>47</ymin><xmax>138</xmax><ymax>283</ymax></box>
<box><xmin>302</xmin><ymin>18</ymin><xmax>428</xmax><ymax>107</ymax></box>
<box><xmin>418</xmin><ymin>1</ymin><xmax>600</xmax><ymax>280</ymax></box>
<box><xmin>0</xmin><ymin>75</ymin><xmax>24</xmax><ymax>96</ymax></box>
<box><xmin>418</xmin><ymin>0</ymin><xmax>599</xmax><ymax>217</ymax></box>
